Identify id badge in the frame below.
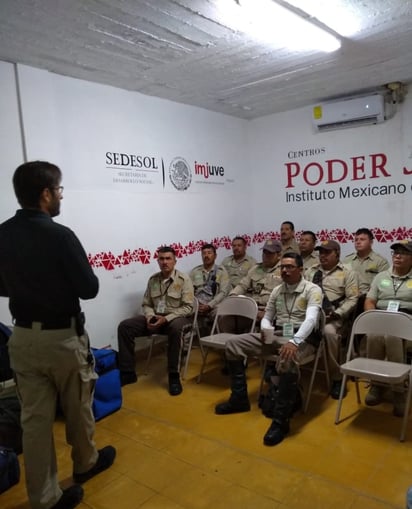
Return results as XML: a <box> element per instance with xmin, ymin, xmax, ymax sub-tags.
<box><xmin>282</xmin><ymin>322</ymin><xmax>294</xmax><ymax>338</ymax></box>
<box><xmin>387</xmin><ymin>300</ymin><xmax>400</xmax><ymax>312</ymax></box>
<box><xmin>156</xmin><ymin>299</ymin><xmax>166</xmax><ymax>314</ymax></box>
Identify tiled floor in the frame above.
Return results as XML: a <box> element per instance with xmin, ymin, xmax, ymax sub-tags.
<box><xmin>2</xmin><ymin>347</ymin><xmax>411</xmax><ymax>509</ymax></box>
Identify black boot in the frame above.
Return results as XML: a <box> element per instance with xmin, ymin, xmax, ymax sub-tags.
<box><xmin>215</xmin><ymin>360</ymin><xmax>250</xmax><ymax>414</ymax></box>
<box><xmin>263</xmin><ymin>372</ymin><xmax>298</xmax><ymax>446</ymax></box>
<box><xmin>168</xmin><ymin>372</ymin><xmax>183</xmax><ymax>396</ymax></box>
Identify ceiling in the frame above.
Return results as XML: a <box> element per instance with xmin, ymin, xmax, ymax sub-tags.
<box><xmin>0</xmin><ymin>0</ymin><xmax>412</xmax><ymax>120</ymax></box>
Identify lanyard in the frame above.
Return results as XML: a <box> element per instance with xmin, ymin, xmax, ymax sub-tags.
<box><xmin>391</xmin><ymin>276</ymin><xmax>406</xmax><ymax>297</ymax></box>
<box><xmin>159</xmin><ymin>277</ymin><xmax>173</xmax><ymax>298</ymax></box>
<box><xmin>283</xmin><ymin>292</ymin><xmax>298</xmax><ymax>321</ymax></box>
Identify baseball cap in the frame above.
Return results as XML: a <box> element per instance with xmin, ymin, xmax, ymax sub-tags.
<box><xmin>390</xmin><ymin>240</ymin><xmax>412</xmax><ymax>253</ymax></box>
<box><xmin>261</xmin><ymin>239</ymin><xmax>282</xmax><ymax>253</ymax></box>
<box><xmin>315</xmin><ymin>240</ymin><xmax>340</xmax><ymax>253</ymax></box>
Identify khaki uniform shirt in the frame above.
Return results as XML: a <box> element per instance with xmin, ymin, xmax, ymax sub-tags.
<box><xmin>230</xmin><ymin>262</ymin><xmax>282</xmax><ymax>308</ymax></box>
<box><xmin>281</xmin><ymin>239</ymin><xmax>300</xmax><ymax>255</ymax></box>
<box><xmin>189</xmin><ymin>264</ymin><xmax>230</xmax><ymax>309</ymax></box>
<box><xmin>366</xmin><ymin>267</ymin><xmax>412</xmax><ymax>314</ymax></box>
<box><xmin>265</xmin><ymin>278</ymin><xmax>322</xmax><ymax>331</ymax></box>
<box><xmin>142</xmin><ymin>269</ymin><xmax>194</xmax><ymax>322</ymax></box>
<box><xmin>221</xmin><ymin>254</ymin><xmax>257</xmax><ymax>287</ymax></box>
<box><xmin>302</xmin><ymin>251</ymin><xmax>319</xmax><ymax>276</ymax></box>
<box><xmin>307</xmin><ymin>262</ymin><xmax>359</xmax><ymax>318</ymax></box>
<box><xmin>343</xmin><ymin>250</ymin><xmax>389</xmax><ymax>294</ymax></box>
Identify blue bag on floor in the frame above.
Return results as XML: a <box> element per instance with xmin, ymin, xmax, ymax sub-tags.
<box><xmin>0</xmin><ymin>446</ymin><xmax>20</xmax><ymax>494</ymax></box>
<box><xmin>92</xmin><ymin>348</ymin><xmax>122</xmax><ymax>421</ymax></box>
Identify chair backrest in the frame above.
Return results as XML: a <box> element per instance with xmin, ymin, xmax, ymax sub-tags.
<box><xmin>346</xmin><ymin>310</ymin><xmax>412</xmax><ymax>361</ymax></box>
<box><xmin>215</xmin><ymin>295</ymin><xmax>258</xmax><ymax>320</ymax></box>
<box><xmin>210</xmin><ymin>295</ymin><xmax>258</xmax><ymax>334</ymax></box>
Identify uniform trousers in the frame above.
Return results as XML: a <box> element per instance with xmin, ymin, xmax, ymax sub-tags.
<box><xmin>226</xmin><ymin>333</ymin><xmax>316</xmax><ymax>374</ymax></box>
<box><xmin>8</xmin><ymin>323</ymin><xmax>98</xmax><ymax>509</ymax></box>
<box><xmin>117</xmin><ymin>315</ymin><xmax>191</xmax><ymax>373</ymax></box>
<box><xmin>324</xmin><ymin>317</ymin><xmax>346</xmax><ymax>381</ymax></box>
<box><xmin>367</xmin><ymin>334</ymin><xmax>405</xmax><ymax>363</ymax></box>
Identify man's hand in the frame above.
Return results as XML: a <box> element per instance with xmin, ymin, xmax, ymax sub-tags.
<box><xmin>257</xmin><ymin>309</ymin><xmax>265</xmax><ymax>321</ymax></box>
<box><xmin>326</xmin><ymin>310</ymin><xmax>340</xmax><ymax>321</ymax></box>
<box><xmin>198</xmin><ymin>303</ymin><xmax>211</xmax><ymax>315</ymax></box>
<box><xmin>147</xmin><ymin>315</ymin><xmax>167</xmax><ymax>331</ymax></box>
<box><xmin>279</xmin><ymin>342</ymin><xmax>298</xmax><ymax>362</ymax></box>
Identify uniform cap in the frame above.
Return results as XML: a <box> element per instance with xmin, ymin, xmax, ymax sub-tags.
<box><xmin>390</xmin><ymin>240</ymin><xmax>412</xmax><ymax>253</ymax></box>
<box><xmin>261</xmin><ymin>239</ymin><xmax>282</xmax><ymax>253</ymax></box>
<box><xmin>315</xmin><ymin>240</ymin><xmax>340</xmax><ymax>253</ymax></box>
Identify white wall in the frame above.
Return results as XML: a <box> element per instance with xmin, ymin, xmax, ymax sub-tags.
<box><xmin>1</xmin><ymin>60</ymin><xmax>411</xmax><ymax>346</ymax></box>
<box><xmin>248</xmin><ymin>97</ymin><xmax>412</xmax><ymax>260</ymax></box>
<box><xmin>1</xmin><ymin>62</ymin><xmax>252</xmax><ymax>345</ymax></box>
<box><xmin>0</xmin><ymin>62</ymin><xmax>24</xmax><ymax>323</ymax></box>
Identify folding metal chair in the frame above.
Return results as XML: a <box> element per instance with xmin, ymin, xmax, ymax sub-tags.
<box><xmin>197</xmin><ymin>296</ymin><xmax>258</xmax><ymax>382</ymax></box>
<box><xmin>258</xmin><ymin>309</ymin><xmax>330</xmax><ymax>413</ymax></box>
<box><xmin>335</xmin><ymin>309</ymin><xmax>412</xmax><ymax>442</ymax></box>
<box><xmin>143</xmin><ymin>298</ymin><xmax>200</xmax><ymax>376</ymax></box>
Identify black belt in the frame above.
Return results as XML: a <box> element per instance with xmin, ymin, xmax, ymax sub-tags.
<box><xmin>14</xmin><ymin>318</ymin><xmax>73</xmax><ymax>330</ymax></box>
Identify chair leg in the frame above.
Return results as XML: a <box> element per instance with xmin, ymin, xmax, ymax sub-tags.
<box><xmin>303</xmin><ymin>351</ymin><xmax>321</xmax><ymax>414</ymax></box>
<box><xmin>400</xmin><ymin>385</ymin><xmax>412</xmax><ymax>442</ymax></box>
<box><xmin>197</xmin><ymin>348</ymin><xmax>209</xmax><ymax>383</ymax></box>
<box><xmin>182</xmin><ymin>331</ymin><xmax>194</xmax><ymax>380</ymax></box>
<box><xmin>322</xmin><ymin>344</ymin><xmax>330</xmax><ymax>390</ymax></box>
<box><xmin>335</xmin><ymin>374</ymin><xmax>349</xmax><ymax>424</ymax></box>
<box><xmin>144</xmin><ymin>336</ymin><xmax>155</xmax><ymax>375</ymax></box>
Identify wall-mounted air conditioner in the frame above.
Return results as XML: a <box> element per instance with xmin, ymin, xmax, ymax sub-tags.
<box><xmin>312</xmin><ymin>94</ymin><xmax>385</xmax><ymax>132</ymax></box>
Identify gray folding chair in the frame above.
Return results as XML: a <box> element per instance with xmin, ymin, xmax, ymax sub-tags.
<box><xmin>143</xmin><ymin>298</ymin><xmax>200</xmax><ymax>376</ymax></box>
<box><xmin>335</xmin><ymin>309</ymin><xmax>412</xmax><ymax>442</ymax></box>
<box><xmin>258</xmin><ymin>309</ymin><xmax>330</xmax><ymax>413</ymax></box>
<box><xmin>197</xmin><ymin>296</ymin><xmax>258</xmax><ymax>382</ymax></box>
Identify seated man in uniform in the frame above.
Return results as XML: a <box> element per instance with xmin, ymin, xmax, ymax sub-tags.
<box><xmin>229</xmin><ymin>239</ymin><xmax>282</xmax><ymax>326</ymax></box>
<box><xmin>117</xmin><ymin>246</ymin><xmax>194</xmax><ymax>396</ymax></box>
<box><xmin>189</xmin><ymin>243</ymin><xmax>230</xmax><ymax>335</ymax></box>
<box><xmin>364</xmin><ymin>240</ymin><xmax>412</xmax><ymax>416</ymax></box>
<box><xmin>343</xmin><ymin>227</ymin><xmax>389</xmax><ymax>295</ymax></box>
<box><xmin>299</xmin><ymin>230</ymin><xmax>319</xmax><ymax>276</ymax></box>
<box><xmin>307</xmin><ymin>240</ymin><xmax>359</xmax><ymax>399</ymax></box>
<box><xmin>215</xmin><ymin>253</ymin><xmax>322</xmax><ymax>447</ymax></box>
<box><xmin>222</xmin><ymin>236</ymin><xmax>257</xmax><ymax>288</ymax></box>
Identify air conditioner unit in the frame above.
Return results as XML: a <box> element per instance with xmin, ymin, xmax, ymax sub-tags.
<box><xmin>312</xmin><ymin>94</ymin><xmax>385</xmax><ymax>132</ymax></box>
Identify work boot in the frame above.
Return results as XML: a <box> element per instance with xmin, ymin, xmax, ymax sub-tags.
<box><xmin>263</xmin><ymin>419</ymin><xmax>290</xmax><ymax>446</ymax></box>
<box><xmin>168</xmin><ymin>372</ymin><xmax>183</xmax><ymax>396</ymax></box>
<box><xmin>215</xmin><ymin>360</ymin><xmax>250</xmax><ymax>414</ymax></box>
<box><xmin>263</xmin><ymin>371</ymin><xmax>298</xmax><ymax>446</ymax></box>
<box><xmin>365</xmin><ymin>385</ymin><xmax>384</xmax><ymax>406</ymax></box>
<box><xmin>330</xmin><ymin>380</ymin><xmax>347</xmax><ymax>400</ymax></box>
<box><xmin>393</xmin><ymin>391</ymin><xmax>406</xmax><ymax>417</ymax></box>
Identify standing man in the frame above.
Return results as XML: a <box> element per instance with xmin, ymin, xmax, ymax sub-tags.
<box><xmin>307</xmin><ymin>240</ymin><xmax>359</xmax><ymax>399</ymax></box>
<box><xmin>280</xmin><ymin>221</ymin><xmax>300</xmax><ymax>255</ymax></box>
<box><xmin>222</xmin><ymin>236</ymin><xmax>256</xmax><ymax>288</ymax></box>
<box><xmin>215</xmin><ymin>253</ymin><xmax>322</xmax><ymax>446</ymax></box>
<box><xmin>0</xmin><ymin>161</ymin><xmax>115</xmax><ymax>509</ymax></box>
<box><xmin>118</xmin><ymin>246</ymin><xmax>194</xmax><ymax>395</ymax></box>
<box><xmin>190</xmin><ymin>243</ymin><xmax>230</xmax><ymax>335</ymax></box>
<box><xmin>299</xmin><ymin>230</ymin><xmax>319</xmax><ymax>275</ymax></box>
<box><xmin>343</xmin><ymin>228</ymin><xmax>389</xmax><ymax>295</ymax></box>
<box><xmin>364</xmin><ymin>241</ymin><xmax>412</xmax><ymax>416</ymax></box>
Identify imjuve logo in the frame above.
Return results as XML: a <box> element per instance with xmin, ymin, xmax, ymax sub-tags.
<box><xmin>194</xmin><ymin>161</ymin><xmax>225</xmax><ymax>179</ymax></box>
<box><xmin>169</xmin><ymin>157</ymin><xmax>192</xmax><ymax>191</ymax></box>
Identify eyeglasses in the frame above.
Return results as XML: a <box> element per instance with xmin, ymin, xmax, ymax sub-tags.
<box><xmin>392</xmin><ymin>250</ymin><xmax>411</xmax><ymax>257</ymax></box>
<box><xmin>280</xmin><ymin>264</ymin><xmax>299</xmax><ymax>270</ymax></box>
<box><xmin>52</xmin><ymin>186</ymin><xmax>64</xmax><ymax>194</ymax></box>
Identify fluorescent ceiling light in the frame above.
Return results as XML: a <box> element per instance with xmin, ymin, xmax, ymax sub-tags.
<box><xmin>217</xmin><ymin>0</ymin><xmax>341</xmax><ymax>53</ymax></box>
